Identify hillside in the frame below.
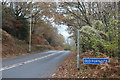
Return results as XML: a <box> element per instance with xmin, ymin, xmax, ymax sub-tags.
<box><xmin>1</xmin><ymin>29</ymin><xmax>54</xmax><ymax>59</ymax></box>
<box><xmin>2</xmin><ymin>4</ymin><xmax>65</xmax><ymax>59</ymax></box>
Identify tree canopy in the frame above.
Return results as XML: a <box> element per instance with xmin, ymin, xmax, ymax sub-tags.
<box><xmin>2</xmin><ymin>1</ymin><xmax>119</xmax><ymax>58</ymax></box>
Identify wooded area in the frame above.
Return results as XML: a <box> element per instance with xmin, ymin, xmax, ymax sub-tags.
<box><xmin>1</xmin><ymin>1</ymin><xmax>120</xmax><ymax>78</ymax></box>
<box><xmin>1</xmin><ymin>2</ymin><xmax>65</xmax><ymax>57</ymax></box>
<box><xmin>57</xmin><ymin>2</ymin><xmax>119</xmax><ymax>58</ymax></box>
<box><xmin>52</xmin><ymin>2</ymin><xmax>120</xmax><ymax>78</ymax></box>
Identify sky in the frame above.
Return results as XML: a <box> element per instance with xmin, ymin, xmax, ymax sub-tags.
<box><xmin>52</xmin><ymin>23</ymin><xmax>71</xmax><ymax>41</ymax></box>
<box><xmin>57</xmin><ymin>25</ymin><xmax>70</xmax><ymax>40</ymax></box>
<box><xmin>56</xmin><ymin>24</ymin><xmax>74</xmax><ymax>45</ymax></box>
<box><xmin>57</xmin><ymin>25</ymin><xmax>72</xmax><ymax>44</ymax></box>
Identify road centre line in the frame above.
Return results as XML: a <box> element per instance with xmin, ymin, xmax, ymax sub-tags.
<box><xmin>0</xmin><ymin>52</ymin><xmax>61</xmax><ymax>71</ymax></box>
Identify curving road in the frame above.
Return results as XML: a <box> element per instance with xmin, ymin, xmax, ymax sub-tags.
<box><xmin>1</xmin><ymin>50</ymin><xmax>71</xmax><ymax>78</ymax></box>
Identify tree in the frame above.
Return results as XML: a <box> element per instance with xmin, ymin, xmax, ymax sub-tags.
<box><xmin>2</xmin><ymin>2</ymin><xmax>65</xmax><ymax>47</ymax></box>
<box><xmin>55</xmin><ymin>2</ymin><xmax>119</xmax><ymax>57</ymax></box>
<box><xmin>2</xmin><ymin>4</ymin><xmax>29</xmax><ymax>41</ymax></box>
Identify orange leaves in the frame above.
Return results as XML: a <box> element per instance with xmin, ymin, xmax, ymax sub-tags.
<box><xmin>16</xmin><ymin>24</ymin><xmax>23</xmax><ymax>27</ymax></box>
<box><xmin>54</xmin><ymin>51</ymin><xmax>120</xmax><ymax>78</ymax></box>
<box><xmin>54</xmin><ymin>13</ymin><xmax>66</xmax><ymax>23</ymax></box>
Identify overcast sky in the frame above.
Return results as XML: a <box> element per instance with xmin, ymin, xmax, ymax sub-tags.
<box><xmin>52</xmin><ymin>23</ymin><xmax>70</xmax><ymax>41</ymax></box>
<box><xmin>57</xmin><ymin>25</ymin><xmax>70</xmax><ymax>40</ymax></box>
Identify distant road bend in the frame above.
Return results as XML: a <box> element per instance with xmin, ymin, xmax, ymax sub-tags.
<box><xmin>1</xmin><ymin>50</ymin><xmax>71</xmax><ymax>78</ymax></box>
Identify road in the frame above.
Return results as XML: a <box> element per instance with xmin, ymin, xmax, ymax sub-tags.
<box><xmin>1</xmin><ymin>50</ymin><xmax>71</xmax><ymax>78</ymax></box>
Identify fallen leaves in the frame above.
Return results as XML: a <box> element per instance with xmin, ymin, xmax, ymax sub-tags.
<box><xmin>53</xmin><ymin>51</ymin><xmax>120</xmax><ymax>78</ymax></box>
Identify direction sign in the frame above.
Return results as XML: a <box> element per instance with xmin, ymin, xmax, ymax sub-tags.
<box><xmin>83</xmin><ymin>58</ymin><xmax>110</xmax><ymax>64</ymax></box>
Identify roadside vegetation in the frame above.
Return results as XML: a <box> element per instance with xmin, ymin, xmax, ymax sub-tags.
<box><xmin>53</xmin><ymin>2</ymin><xmax>120</xmax><ymax>78</ymax></box>
<box><xmin>54</xmin><ymin>51</ymin><xmax>120</xmax><ymax>78</ymax></box>
<box><xmin>1</xmin><ymin>2</ymin><xmax>65</xmax><ymax>59</ymax></box>
<box><xmin>57</xmin><ymin>2</ymin><xmax>119</xmax><ymax>59</ymax></box>
<box><xmin>1</xmin><ymin>1</ymin><xmax>120</xmax><ymax>78</ymax></box>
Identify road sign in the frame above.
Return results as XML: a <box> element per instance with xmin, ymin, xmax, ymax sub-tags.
<box><xmin>83</xmin><ymin>58</ymin><xmax>110</xmax><ymax>64</ymax></box>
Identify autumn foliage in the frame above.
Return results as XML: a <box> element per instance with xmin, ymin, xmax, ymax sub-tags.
<box><xmin>2</xmin><ymin>5</ymin><xmax>29</xmax><ymax>41</ymax></box>
<box><xmin>54</xmin><ymin>51</ymin><xmax>120</xmax><ymax>78</ymax></box>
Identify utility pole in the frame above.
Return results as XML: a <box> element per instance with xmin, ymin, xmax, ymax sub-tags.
<box><xmin>77</xmin><ymin>29</ymin><xmax>80</xmax><ymax>70</ymax></box>
<box><xmin>29</xmin><ymin>3</ymin><xmax>32</xmax><ymax>53</ymax></box>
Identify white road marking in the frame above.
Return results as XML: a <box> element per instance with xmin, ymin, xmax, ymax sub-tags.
<box><xmin>0</xmin><ymin>52</ymin><xmax>60</xmax><ymax>71</ymax></box>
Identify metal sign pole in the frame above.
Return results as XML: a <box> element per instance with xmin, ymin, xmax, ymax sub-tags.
<box><xmin>29</xmin><ymin>15</ymin><xmax>32</xmax><ymax>52</ymax></box>
<box><xmin>29</xmin><ymin>3</ymin><xmax>32</xmax><ymax>53</ymax></box>
<box><xmin>77</xmin><ymin>29</ymin><xmax>80</xmax><ymax>70</ymax></box>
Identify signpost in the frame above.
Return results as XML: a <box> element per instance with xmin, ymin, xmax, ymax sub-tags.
<box><xmin>83</xmin><ymin>58</ymin><xmax>110</xmax><ymax>64</ymax></box>
<box><xmin>29</xmin><ymin>13</ymin><xmax>32</xmax><ymax>53</ymax></box>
